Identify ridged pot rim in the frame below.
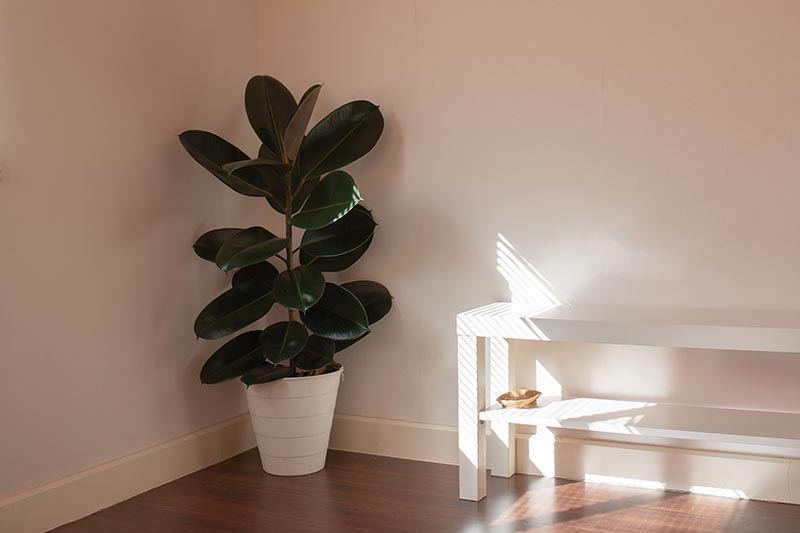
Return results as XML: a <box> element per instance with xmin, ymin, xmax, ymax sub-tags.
<box><xmin>246</xmin><ymin>365</ymin><xmax>343</xmax><ymax>386</ymax></box>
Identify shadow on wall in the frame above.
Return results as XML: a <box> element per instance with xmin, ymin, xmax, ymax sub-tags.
<box><xmin>496</xmin><ymin>233</ymin><xmax>563</xmax><ymax>312</ymax></box>
<box><xmin>484</xmin><ymin>234</ymin><xmax>759</xmax><ymax>503</ymax></box>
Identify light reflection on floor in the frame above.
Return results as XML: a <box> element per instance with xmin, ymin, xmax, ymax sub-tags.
<box><xmin>488</xmin><ymin>481</ymin><xmax>742</xmax><ymax>532</ymax></box>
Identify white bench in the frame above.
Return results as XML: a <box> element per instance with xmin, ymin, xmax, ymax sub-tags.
<box><xmin>456</xmin><ymin>302</ymin><xmax>800</xmax><ymax>501</ymax></box>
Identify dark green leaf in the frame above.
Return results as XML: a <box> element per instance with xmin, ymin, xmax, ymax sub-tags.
<box><xmin>200</xmin><ymin>331</ymin><xmax>265</xmax><ymax>384</ymax></box>
<box><xmin>335</xmin><ymin>331</ymin><xmax>369</xmax><ymax>353</ymax></box>
<box><xmin>293</xmin><ymin>335</ymin><xmax>335</xmax><ymax>371</ymax></box>
<box><xmin>222</xmin><ymin>159</ymin><xmax>289</xmax><ymax>212</ymax></box>
<box><xmin>301</xmin><ymin>283</ymin><xmax>369</xmax><ymax>340</ymax></box>
<box><xmin>215</xmin><ymin>227</ymin><xmax>287</xmax><ymax>271</ymax></box>
<box><xmin>300</xmin><ymin>205</ymin><xmax>375</xmax><ymax>257</ymax></box>
<box><xmin>263</xmin><ymin>173</ymin><xmax>320</xmax><ymax>215</ymax></box>
<box><xmin>259</xmin><ymin>144</ymin><xmax>280</xmax><ymax>160</ymax></box>
<box><xmin>194</xmin><ymin>281</ymin><xmax>274</xmax><ymax>340</ymax></box>
<box><xmin>292</xmin><ymin>171</ymin><xmax>361</xmax><ymax>229</ymax></box>
<box><xmin>284</xmin><ymin>84</ymin><xmax>321</xmax><ymax>162</ymax></box>
<box><xmin>245</xmin><ymin>75</ymin><xmax>297</xmax><ymax>158</ymax></box>
<box><xmin>295</xmin><ymin>101</ymin><xmax>384</xmax><ymax>181</ymax></box>
<box><xmin>241</xmin><ymin>363</ymin><xmax>292</xmax><ymax>386</ymax></box>
<box><xmin>232</xmin><ymin>262</ymin><xmax>279</xmax><ymax>290</ymax></box>
<box><xmin>238</xmin><ymin>165</ymin><xmax>288</xmax><ymax>214</ymax></box>
<box><xmin>260</xmin><ymin>321</ymin><xmax>309</xmax><ymax>364</ymax></box>
<box><xmin>193</xmin><ymin>228</ymin><xmax>242</xmax><ymax>262</ymax></box>
<box><xmin>272</xmin><ymin>265</ymin><xmax>325</xmax><ymax>311</ymax></box>
<box><xmin>265</xmin><ymin>177</ymin><xmax>288</xmax><ymax>214</ymax></box>
<box><xmin>178</xmin><ymin>130</ymin><xmax>275</xmax><ymax>197</ymax></box>
<box><xmin>222</xmin><ymin>157</ymin><xmax>291</xmax><ymax>176</ymax></box>
<box><xmin>340</xmin><ymin>281</ymin><xmax>392</xmax><ymax>324</ymax></box>
<box><xmin>301</xmin><ymin>235</ymin><xmax>373</xmax><ymax>272</ymax></box>
<box><xmin>290</xmin><ymin>176</ymin><xmax>321</xmax><ymax>214</ymax></box>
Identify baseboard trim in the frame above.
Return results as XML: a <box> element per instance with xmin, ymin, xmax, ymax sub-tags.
<box><xmin>330</xmin><ymin>414</ymin><xmax>458</xmax><ymax>465</ymax></box>
<box><xmin>4</xmin><ymin>412</ymin><xmax>799</xmax><ymax>533</ymax></box>
<box><xmin>0</xmin><ymin>414</ymin><xmax>256</xmax><ymax>533</ymax></box>
<box><xmin>330</xmin><ymin>414</ymin><xmax>800</xmax><ymax>505</ymax></box>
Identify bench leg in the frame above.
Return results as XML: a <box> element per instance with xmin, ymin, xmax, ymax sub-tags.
<box><xmin>528</xmin><ymin>360</ymin><xmax>558</xmax><ymax>477</ymax></box>
<box><xmin>458</xmin><ymin>335</ymin><xmax>486</xmax><ymax>501</ymax></box>
<box><xmin>487</xmin><ymin>337</ymin><xmax>516</xmax><ymax>478</ymax></box>
<box><xmin>529</xmin><ymin>425</ymin><xmax>556</xmax><ymax>477</ymax></box>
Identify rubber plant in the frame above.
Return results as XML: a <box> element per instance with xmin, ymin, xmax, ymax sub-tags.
<box><xmin>180</xmin><ymin>75</ymin><xmax>392</xmax><ymax>386</ymax></box>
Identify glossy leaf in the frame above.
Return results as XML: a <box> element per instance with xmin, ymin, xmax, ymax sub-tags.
<box><xmin>301</xmin><ymin>283</ymin><xmax>369</xmax><ymax>340</ymax></box>
<box><xmin>295</xmin><ymin>101</ymin><xmax>384</xmax><ymax>182</ymax></box>
<box><xmin>259</xmin><ymin>144</ymin><xmax>280</xmax><ymax>160</ymax></box>
<box><xmin>272</xmin><ymin>265</ymin><xmax>325</xmax><ymax>311</ymax></box>
<box><xmin>292</xmin><ymin>171</ymin><xmax>361</xmax><ymax>229</ymax></box>
<box><xmin>284</xmin><ymin>84</ymin><xmax>321</xmax><ymax>162</ymax></box>
<box><xmin>293</xmin><ymin>335</ymin><xmax>335</xmax><ymax>371</ymax></box>
<box><xmin>260</xmin><ymin>321</ymin><xmax>309</xmax><ymax>364</ymax></box>
<box><xmin>241</xmin><ymin>363</ymin><xmax>292</xmax><ymax>386</ymax></box>
<box><xmin>178</xmin><ymin>130</ymin><xmax>274</xmax><ymax>197</ymax></box>
<box><xmin>194</xmin><ymin>281</ymin><xmax>274</xmax><ymax>340</ymax></box>
<box><xmin>340</xmin><ymin>281</ymin><xmax>393</xmax><ymax>324</ymax></box>
<box><xmin>245</xmin><ymin>75</ymin><xmax>297</xmax><ymax>158</ymax></box>
<box><xmin>232</xmin><ymin>262</ymin><xmax>279</xmax><ymax>290</ymax></box>
<box><xmin>200</xmin><ymin>331</ymin><xmax>265</xmax><ymax>384</ymax></box>
<box><xmin>215</xmin><ymin>227</ymin><xmax>287</xmax><ymax>271</ymax></box>
<box><xmin>291</xmin><ymin>176</ymin><xmax>321</xmax><ymax>214</ymax></box>
<box><xmin>263</xmin><ymin>174</ymin><xmax>320</xmax><ymax>215</ymax></box>
<box><xmin>335</xmin><ymin>331</ymin><xmax>369</xmax><ymax>353</ymax></box>
<box><xmin>300</xmin><ymin>235</ymin><xmax>372</xmax><ymax>272</ymax></box>
<box><xmin>221</xmin><ymin>159</ymin><xmax>289</xmax><ymax>212</ymax></box>
<box><xmin>193</xmin><ymin>228</ymin><xmax>242</xmax><ymax>262</ymax></box>
<box><xmin>265</xmin><ymin>178</ymin><xmax>288</xmax><ymax>214</ymax></box>
<box><xmin>300</xmin><ymin>205</ymin><xmax>375</xmax><ymax>257</ymax></box>
<box><xmin>222</xmin><ymin>157</ymin><xmax>291</xmax><ymax>176</ymax></box>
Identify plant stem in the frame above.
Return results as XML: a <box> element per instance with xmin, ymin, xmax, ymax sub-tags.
<box><xmin>285</xmin><ymin>185</ymin><xmax>297</xmax><ymax>319</ymax></box>
<box><xmin>284</xmin><ymin>173</ymin><xmax>298</xmax><ymax>376</ymax></box>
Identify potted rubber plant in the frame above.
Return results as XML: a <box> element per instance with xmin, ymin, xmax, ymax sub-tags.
<box><xmin>179</xmin><ymin>75</ymin><xmax>392</xmax><ymax>476</ymax></box>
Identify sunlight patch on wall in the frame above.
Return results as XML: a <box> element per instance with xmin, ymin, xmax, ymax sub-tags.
<box><xmin>496</xmin><ymin>233</ymin><xmax>562</xmax><ymax>311</ymax></box>
<box><xmin>535</xmin><ymin>360</ymin><xmax>562</xmax><ymax>398</ymax></box>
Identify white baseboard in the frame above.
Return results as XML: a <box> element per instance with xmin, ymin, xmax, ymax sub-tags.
<box><xmin>329</xmin><ymin>414</ymin><xmax>458</xmax><ymax>465</ymax></box>
<box><xmin>330</xmin><ymin>414</ymin><xmax>800</xmax><ymax>505</ymax></box>
<box><xmin>0</xmin><ymin>414</ymin><xmax>256</xmax><ymax>533</ymax></box>
<box><xmin>516</xmin><ymin>432</ymin><xmax>800</xmax><ymax>504</ymax></box>
<box><xmin>4</xmin><ymin>413</ymin><xmax>799</xmax><ymax>533</ymax></box>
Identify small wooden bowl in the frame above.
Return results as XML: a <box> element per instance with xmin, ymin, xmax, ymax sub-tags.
<box><xmin>497</xmin><ymin>389</ymin><xmax>542</xmax><ymax>409</ymax></box>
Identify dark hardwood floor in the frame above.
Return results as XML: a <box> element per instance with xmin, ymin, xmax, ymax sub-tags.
<box><xmin>54</xmin><ymin>449</ymin><xmax>799</xmax><ymax>532</ymax></box>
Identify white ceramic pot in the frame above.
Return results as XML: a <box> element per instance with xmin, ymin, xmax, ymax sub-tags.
<box><xmin>245</xmin><ymin>366</ymin><xmax>343</xmax><ymax>476</ymax></box>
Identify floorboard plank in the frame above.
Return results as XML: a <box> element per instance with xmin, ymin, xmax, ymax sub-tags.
<box><xmin>53</xmin><ymin>449</ymin><xmax>800</xmax><ymax>532</ymax></box>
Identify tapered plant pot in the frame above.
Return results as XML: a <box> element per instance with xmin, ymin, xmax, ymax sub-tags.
<box><xmin>245</xmin><ymin>366</ymin><xmax>343</xmax><ymax>476</ymax></box>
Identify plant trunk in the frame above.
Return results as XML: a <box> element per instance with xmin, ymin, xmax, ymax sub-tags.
<box><xmin>284</xmin><ymin>176</ymin><xmax>298</xmax><ymax>375</ymax></box>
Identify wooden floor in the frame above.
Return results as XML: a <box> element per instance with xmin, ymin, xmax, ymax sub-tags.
<box><xmin>55</xmin><ymin>450</ymin><xmax>799</xmax><ymax>532</ymax></box>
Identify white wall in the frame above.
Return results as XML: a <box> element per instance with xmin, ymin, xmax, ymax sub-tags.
<box><xmin>3</xmin><ymin>0</ymin><xmax>800</xmax><ymax>504</ymax></box>
<box><xmin>0</xmin><ymin>0</ymin><xmax>262</xmax><ymax>497</ymax></box>
<box><xmin>257</xmin><ymin>0</ymin><xmax>800</xmax><ymax>431</ymax></box>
